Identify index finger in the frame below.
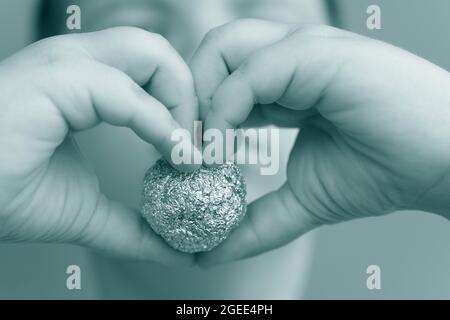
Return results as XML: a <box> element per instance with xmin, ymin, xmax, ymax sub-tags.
<box><xmin>74</xmin><ymin>27</ymin><xmax>198</xmax><ymax>135</ymax></box>
<box><xmin>190</xmin><ymin>19</ymin><xmax>292</xmax><ymax>119</ymax></box>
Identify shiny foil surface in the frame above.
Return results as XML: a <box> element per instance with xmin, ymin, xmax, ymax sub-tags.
<box><xmin>141</xmin><ymin>159</ymin><xmax>247</xmax><ymax>253</ymax></box>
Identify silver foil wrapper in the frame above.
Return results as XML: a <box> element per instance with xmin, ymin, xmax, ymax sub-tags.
<box><xmin>141</xmin><ymin>159</ymin><xmax>247</xmax><ymax>253</ymax></box>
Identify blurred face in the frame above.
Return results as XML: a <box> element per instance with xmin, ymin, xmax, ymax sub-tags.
<box><xmin>51</xmin><ymin>0</ymin><xmax>330</xmax><ymax>59</ymax></box>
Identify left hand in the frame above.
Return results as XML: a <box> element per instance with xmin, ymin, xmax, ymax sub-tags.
<box><xmin>190</xmin><ymin>19</ymin><xmax>450</xmax><ymax>265</ymax></box>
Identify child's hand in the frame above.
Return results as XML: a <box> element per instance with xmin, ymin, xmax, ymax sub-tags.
<box><xmin>0</xmin><ymin>27</ymin><xmax>200</xmax><ymax>266</ymax></box>
<box><xmin>190</xmin><ymin>19</ymin><xmax>450</xmax><ymax>265</ymax></box>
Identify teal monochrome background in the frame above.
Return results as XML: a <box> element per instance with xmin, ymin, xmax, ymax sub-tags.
<box><xmin>0</xmin><ymin>0</ymin><xmax>450</xmax><ymax>299</ymax></box>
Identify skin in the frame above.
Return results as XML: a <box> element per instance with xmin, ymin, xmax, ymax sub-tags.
<box><xmin>0</xmin><ymin>27</ymin><xmax>201</xmax><ymax>266</ymax></box>
<box><xmin>24</xmin><ymin>0</ymin><xmax>328</xmax><ymax>259</ymax></box>
<box><xmin>7</xmin><ymin>0</ymin><xmax>330</xmax><ymax>299</ymax></box>
<box><xmin>190</xmin><ymin>20</ymin><xmax>450</xmax><ymax>265</ymax></box>
<box><xmin>2</xmin><ymin>1</ymin><xmax>449</xmax><ymax>271</ymax></box>
<box><xmin>38</xmin><ymin>1</ymin><xmax>331</xmax><ymax>299</ymax></box>
<box><xmin>42</xmin><ymin>0</ymin><xmax>330</xmax><ymax>60</ymax></box>
<box><xmin>0</xmin><ymin>1</ymin><xmax>330</xmax><ymax>277</ymax></box>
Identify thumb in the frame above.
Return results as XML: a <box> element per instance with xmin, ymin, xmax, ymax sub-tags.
<box><xmin>75</xmin><ymin>194</ymin><xmax>195</xmax><ymax>267</ymax></box>
<box><xmin>196</xmin><ymin>182</ymin><xmax>322</xmax><ymax>266</ymax></box>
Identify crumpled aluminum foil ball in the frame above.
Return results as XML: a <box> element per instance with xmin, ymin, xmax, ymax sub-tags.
<box><xmin>141</xmin><ymin>159</ymin><xmax>247</xmax><ymax>253</ymax></box>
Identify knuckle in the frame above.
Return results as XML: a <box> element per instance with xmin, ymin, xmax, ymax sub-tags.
<box><xmin>243</xmin><ymin>212</ymin><xmax>264</xmax><ymax>250</ymax></box>
<box><xmin>73</xmin><ymin>193</ymin><xmax>108</xmax><ymax>246</ymax></box>
<box><xmin>45</xmin><ymin>56</ymin><xmax>87</xmax><ymax>79</ymax></box>
<box><xmin>202</xmin><ymin>26</ymin><xmax>224</xmax><ymax>46</ymax></box>
<box><xmin>111</xmin><ymin>26</ymin><xmax>173</xmax><ymax>49</ymax></box>
<box><xmin>203</xmin><ymin>19</ymin><xmax>259</xmax><ymax>45</ymax></box>
<box><xmin>145</xmin><ymin>32</ymin><xmax>179</xmax><ymax>60</ymax></box>
<box><xmin>31</xmin><ymin>35</ymin><xmax>89</xmax><ymax>66</ymax></box>
<box><xmin>281</xmin><ymin>182</ymin><xmax>325</xmax><ymax>229</ymax></box>
<box><xmin>109</xmin><ymin>25</ymin><xmax>143</xmax><ymax>35</ymax></box>
<box><xmin>110</xmin><ymin>26</ymin><xmax>150</xmax><ymax>39</ymax></box>
<box><xmin>138</xmin><ymin>30</ymin><xmax>172</xmax><ymax>50</ymax></box>
<box><xmin>150</xmin><ymin>32</ymin><xmax>171</xmax><ymax>47</ymax></box>
<box><xmin>292</xmin><ymin>24</ymin><xmax>340</xmax><ymax>38</ymax></box>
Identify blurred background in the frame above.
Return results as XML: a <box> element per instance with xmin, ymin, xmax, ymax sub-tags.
<box><xmin>0</xmin><ymin>0</ymin><xmax>450</xmax><ymax>299</ymax></box>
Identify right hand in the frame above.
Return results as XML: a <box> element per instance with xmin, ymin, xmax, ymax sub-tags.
<box><xmin>190</xmin><ymin>19</ymin><xmax>450</xmax><ymax>265</ymax></box>
<box><xmin>0</xmin><ymin>27</ymin><xmax>200</xmax><ymax>266</ymax></box>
